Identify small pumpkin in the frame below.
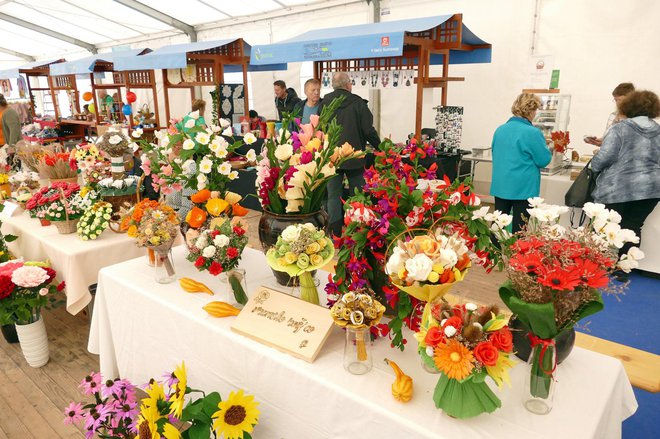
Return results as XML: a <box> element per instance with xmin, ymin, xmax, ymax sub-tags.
<box><xmin>386</xmin><ymin>359</ymin><xmax>413</xmax><ymax>403</ymax></box>
<box><xmin>186</xmin><ymin>206</ymin><xmax>207</xmax><ymax>228</ymax></box>
<box><xmin>191</xmin><ymin>189</ymin><xmax>211</xmax><ymax>203</ymax></box>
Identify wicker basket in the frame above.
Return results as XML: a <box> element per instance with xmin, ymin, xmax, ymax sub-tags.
<box><xmin>55</xmin><ymin>219</ymin><xmax>78</xmax><ymax>234</ymax></box>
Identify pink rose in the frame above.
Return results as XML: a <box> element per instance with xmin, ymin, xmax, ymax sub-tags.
<box><xmin>39</xmin><ymin>288</ymin><xmax>49</xmax><ymax>296</ymax></box>
<box><xmin>11</xmin><ymin>266</ymin><xmax>49</xmax><ymax>288</ymax></box>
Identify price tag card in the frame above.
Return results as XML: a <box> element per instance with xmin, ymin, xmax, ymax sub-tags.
<box><xmin>0</xmin><ymin>201</ymin><xmax>19</xmax><ymax>219</ymax></box>
<box><xmin>231</xmin><ymin>286</ymin><xmax>334</xmax><ymax>363</ymax></box>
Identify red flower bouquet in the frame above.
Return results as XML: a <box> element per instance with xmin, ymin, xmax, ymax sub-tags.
<box><xmin>550</xmin><ymin>131</ymin><xmax>570</xmax><ymax>154</ymax></box>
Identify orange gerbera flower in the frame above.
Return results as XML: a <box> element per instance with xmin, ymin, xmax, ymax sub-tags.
<box><xmin>434</xmin><ymin>339</ymin><xmax>474</xmax><ymax>380</ymax></box>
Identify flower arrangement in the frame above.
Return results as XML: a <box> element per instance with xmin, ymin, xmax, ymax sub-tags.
<box><xmin>81</xmin><ymin>162</ymin><xmax>112</xmax><ymax>188</ymax></box>
<box><xmin>9</xmin><ymin>170</ymin><xmax>40</xmax><ymax>190</ymax></box>
<box><xmin>255</xmin><ymin>97</ymin><xmax>364</xmax><ymax>214</ymax></box>
<box><xmin>266</xmin><ymin>223</ymin><xmax>334</xmax><ymax>304</ymax></box>
<box><xmin>486</xmin><ymin>198</ymin><xmax>642</xmax><ymax>410</ymax></box>
<box><xmin>386</xmin><ymin>232</ymin><xmax>472</xmax><ymax>303</ymax></box>
<box><xmin>15</xmin><ymin>141</ymin><xmax>47</xmax><ymax>172</ymax></box>
<box><xmin>0</xmin><ymin>261</ymin><xmax>65</xmax><ymax>325</ymax></box>
<box><xmin>97</xmin><ymin>127</ymin><xmax>133</xmax><ymax>180</ymax></box>
<box><xmin>121</xmin><ymin>199</ymin><xmax>180</xmax><ymax>248</ymax></box>
<box><xmin>77</xmin><ymin>202</ymin><xmax>113</xmax><ymax>240</ymax></box>
<box><xmin>70</xmin><ymin>142</ymin><xmax>103</xmax><ymax>169</ymax></box>
<box><xmin>550</xmin><ymin>131</ymin><xmax>570</xmax><ymax>154</ymax></box>
<box><xmin>96</xmin><ymin>176</ymin><xmax>138</xmax><ymax>196</ymax></box>
<box><xmin>136</xmin><ymin>113</ymin><xmax>255</xmax><ymax>196</ymax></box>
<box><xmin>327</xmin><ymin>139</ymin><xmax>498</xmax><ymax>350</ymax></box>
<box><xmin>183</xmin><ymin>190</ymin><xmax>249</xmax><ymax>231</ymax></box>
<box><xmin>24</xmin><ymin>182</ymin><xmax>81</xmax><ymax>220</ymax></box>
<box><xmin>43</xmin><ymin>186</ymin><xmax>96</xmax><ymax>223</ymax></box>
<box><xmin>186</xmin><ymin>217</ymin><xmax>249</xmax><ymax>305</ymax></box>
<box><xmin>415</xmin><ymin>300</ymin><xmax>514</xmax><ymax>418</ymax></box>
<box><xmin>65</xmin><ymin>362</ymin><xmax>260</xmax><ymax>439</ymax></box>
<box><xmin>36</xmin><ymin>150</ymin><xmax>78</xmax><ymax>180</ymax></box>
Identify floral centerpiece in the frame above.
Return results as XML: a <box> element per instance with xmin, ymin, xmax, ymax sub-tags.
<box><xmin>486</xmin><ymin>198</ymin><xmax>642</xmax><ymax>414</ymax></box>
<box><xmin>415</xmin><ymin>300</ymin><xmax>515</xmax><ymax>418</ymax></box>
<box><xmin>265</xmin><ymin>223</ymin><xmax>334</xmax><ymax>304</ymax></box>
<box><xmin>255</xmin><ymin>97</ymin><xmax>363</xmax><ymax>214</ymax></box>
<box><xmin>15</xmin><ymin>141</ymin><xmax>47</xmax><ymax>172</ymax></box>
<box><xmin>36</xmin><ymin>149</ymin><xmax>78</xmax><ymax>182</ymax></box>
<box><xmin>327</xmin><ymin>139</ymin><xmax>498</xmax><ymax>350</ymax></box>
<box><xmin>42</xmin><ymin>184</ymin><xmax>97</xmax><ymax>234</ymax></box>
<box><xmin>9</xmin><ymin>170</ymin><xmax>40</xmax><ymax>190</ymax></box>
<box><xmin>77</xmin><ymin>202</ymin><xmax>113</xmax><ymax>241</ymax></box>
<box><xmin>81</xmin><ymin>162</ymin><xmax>112</xmax><ymax>189</ymax></box>
<box><xmin>70</xmin><ymin>142</ymin><xmax>103</xmax><ymax>170</ymax></box>
<box><xmin>65</xmin><ymin>362</ymin><xmax>260</xmax><ymax>439</ymax></box>
<box><xmin>137</xmin><ymin>113</ymin><xmax>255</xmax><ymax>196</ymax></box>
<box><xmin>550</xmin><ymin>131</ymin><xmax>570</xmax><ymax>154</ymax></box>
<box><xmin>96</xmin><ymin>127</ymin><xmax>131</xmax><ymax>179</ymax></box>
<box><xmin>0</xmin><ymin>260</ymin><xmax>65</xmax><ymax>366</ymax></box>
<box><xmin>186</xmin><ymin>217</ymin><xmax>249</xmax><ymax>305</ymax></box>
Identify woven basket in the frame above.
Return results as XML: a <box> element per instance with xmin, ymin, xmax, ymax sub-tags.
<box><xmin>55</xmin><ymin>219</ymin><xmax>78</xmax><ymax>234</ymax></box>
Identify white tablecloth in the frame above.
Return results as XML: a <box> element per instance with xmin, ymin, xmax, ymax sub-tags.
<box><xmin>2</xmin><ymin>212</ymin><xmax>144</xmax><ymax>315</ymax></box>
<box><xmin>88</xmin><ymin>246</ymin><xmax>637</xmax><ymax>438</ymax></box>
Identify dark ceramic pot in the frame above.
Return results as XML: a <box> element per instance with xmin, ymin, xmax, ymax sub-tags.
<box><xmin>258</xmin><ymin>209</ymin><xmax>329</xmax><ymax>286</ymax></box>
<box><xmin>1</xmin><ymin>323</ymin><xmax>19</xmax><ymax>344</ymax></box>
<box><xmin>509</xmin><ymin>315</ymin><xmax>576</xmax><ymax>364</ymax></box>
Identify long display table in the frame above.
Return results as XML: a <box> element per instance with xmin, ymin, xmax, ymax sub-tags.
<box><xmin>88</xmin><ymin>246</ymin><xmax>637</xmax><ymax>438</ymax></box>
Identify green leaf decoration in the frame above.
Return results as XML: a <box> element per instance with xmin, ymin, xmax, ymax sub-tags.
<box><xmin>433</xmin><ymin>373</ymin><xmax>501</xmax><ymax>419</ymax></box>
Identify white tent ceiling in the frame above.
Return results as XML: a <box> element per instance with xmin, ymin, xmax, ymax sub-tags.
<box><xmin>0</xmin><ymin>0</ymin><xmax>329</xmax><ymax>63</ymax></box>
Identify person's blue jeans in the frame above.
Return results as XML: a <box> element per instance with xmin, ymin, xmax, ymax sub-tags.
<box><xmin>326</xmin><ymin>168</ymin><xmax>365</xmax><ymax>235</ymax></box>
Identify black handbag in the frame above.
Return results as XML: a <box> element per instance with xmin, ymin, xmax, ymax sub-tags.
<box><xmin>565</xmin><ymin>160</ymin><xmax>597</xmax><ymax>208</ymax></box>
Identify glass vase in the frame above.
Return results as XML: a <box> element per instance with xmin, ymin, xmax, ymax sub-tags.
<box><xmin>524</xmin><ymin>336</ymin><xmax>557</xmax><ymax>415</ymax></box>
<box><xmin>343</xmin><ymin>327</ymin><xmax>372</xmax><ymax>375</ymax></box>
<box><xmin>146</xmin><ymin>248</ymin><xmax>156</xmax><ymax>267</ymax></box>
<box><xmin>219</xmin><ymin>268</ymin><xmax>248</xmax><ymax>307</ymax></box>
<box><xmin>153</xmin><ymin>248</ymin><xmax>176</xmax><ymax>284</ymax></box>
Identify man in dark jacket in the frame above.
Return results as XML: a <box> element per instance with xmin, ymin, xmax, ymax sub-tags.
<box><xmin>319</xmin><ymin>72</ymin><xmax>381</xmax><ymax>235</ymax></box>
<box><xmin>274</xmin><ymin>80</ymin><xmax>301</xmax><ymax>121</ymax></box>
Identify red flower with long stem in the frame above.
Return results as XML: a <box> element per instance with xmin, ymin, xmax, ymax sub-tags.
<box><xmin>536</xmin><ymin>266</ymin><xmax>582</xmax><ymax>291</ymax></box>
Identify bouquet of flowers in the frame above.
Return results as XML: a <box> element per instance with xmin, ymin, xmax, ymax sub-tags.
<box><xmin>42</xmin><ymin>184</ymin><xmax>96</xmax><ymax>223</ymax></box>
<box><xmin>183</xmin><ymin>189</ymin><xmax>249</xmax><ymax>231</ymax></box>
<box><xmin>70</xmin><ymin>142</ymin><xmax>103</xmax><ymax>170</ymax></box>
<box><xmin>415</xmin><ymin>300</ymin><xmax>515</xmax><ymax>418</ymax></box>
<box><xmin>266</xmin><ymin>223</ymin><xmax>334</xmax><ymax>304</ymax></box>
<box><xmin>36</xmin><ymin>149</ymin><xmax>78</xmax><ymax>180</ymax></box>
<box><xmin>0</xmin><ymin>260</ymin><xmax>65</xmax><ymax>325</ymax></box>
<box><xmin>550</xmin><ymin>131</ymin><xmax>570</xmax><ymax>154</ymax></box>
<box><xmin>137</xmin><ymin>112</ymin><xmax>255</xmax><ymax>196</ymax></box>
<box><xmin>81</xmin><ymin>162</ymin><xmax>112</xmax><ymax>189</ymax></box>
<box><xmin>255</xmin><ymin>97</ymin><xmax>364</xmax><ymax>214</ymax></box>
<box><xmin>24</xmin><ymin>182</ymin><xmax>85</xmax><ymax>221</ymax></box>
<box><xmin>186</xmin><ymin>218</ymin><xmax>249</xmax><ymax>305</ymax></box>
<box><xmin>77</xmin><ymin>202</ymin><xmax>113</xmax><ymax>241</ymax></box>
<box><xmin>327</xmin><ymin>139</ymin><xmax>497</xmax><ymax>350</ymax></box>
<box><xmin>486</xmin><ymin>198</ymin><xmax>642</xmax><ymax>412</ymax></box>
<box><xmin>96</xmin><ymin>127</ymin><xmax>133</xmax><ymax>179</ymax></box>
<box><xmin>96</xmin><ymin>175</ymin><xmax>138</xmax><ymax>196</ymax></box>
<box><xmin>65</xmin><ymin>362</ymin><xmax>260</xmax><ymax>439</ymax></box>
<box><xmin>15</xmin><ymin>141</ymin><xmax>47</xmax><ymax>172</ymax></box>
<box><xmin>9</xmin><ymin>170</ymin><xmax>40</xmax><ymax>190</ymax></box>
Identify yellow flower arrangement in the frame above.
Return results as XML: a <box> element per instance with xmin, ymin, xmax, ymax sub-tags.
<box><xmin>212</xmin><ymin>389</ymin><xmax>260</xmax><ymax>439</ymax></box>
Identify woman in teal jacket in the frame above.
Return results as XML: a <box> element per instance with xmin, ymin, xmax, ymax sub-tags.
<box><xmin>490</xmin><ymin>93</ymin><xmax>552</xmax><ymax>233</ymax></box>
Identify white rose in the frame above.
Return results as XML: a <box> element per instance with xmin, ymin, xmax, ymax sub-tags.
<box><xmin>185</xmin><ymin>119</ymin><xmax>195</xmax><ymax>129</ymax></box>
<box><xmin>243</xmin><ymin>132</ymin><xmax>257</xmax><ymax>145</ymax></box>
<box><xmin>404</xmin><ymin>254</ymin><xmax>434</xmax><ymax>282</ymax></box>
<box><xmin>202</xmin><ymin>245</ymin><xmax>216</xmax><ymax>258</ymax></box>
<box><xmin>246</xmin><ymin>149</ymin><xmax>257</xmax><ymax>162</ymax></box>
<box><xmin>274</xmin><ymin>144</ymin><xmax>293</xmax><ymax>161</ymax></box>
<box><xmin>210</xmin><ymin>124</ymin><xmax>221</xmax><ymax>133</ymax></box>
<box><xmin>131</xmin><ymin>128</ymin><xmax>143</xmax><ymax>138</ymax></box>
<box><xmin>199</xmin><ymin>158</ymin><xmax>213</xmax><ymax>174</ymax></box>
<box><xmin>195</xmin><ymin>236</ymin><xmax>208</xmax><ymax>248</ymax></box>
<box><xmin>281</xmin><ymin>225</ymin><xmax>301</xmax><ymax>242</ymax></box>
<box><xmin>386</xmin><ymin>247</ymin><xmax>406</xmax><ymax>275</ymax></box>
<box><xmin>189</xmin><ymin>110</ymin><xmax>200</xmax><ymax>120</ymax></box>
<box><xmin>195</xmin><ymin>132</ymin><xmax>210</xmax><ymax>145</ymax></box>
<box><xmin>108</xmin><ymin>135</ymin><xmax>123</xmax><ymax>145</ymax></box>
<box><xmin>617</xmin><ymin>256</ymin><xmax>637</xmax><ymax>273</ymax></box>
<box><xmin>214</xmin><ymin>234</ymin><xmax>230</xmax><ymax>247</ymax></box>
<box><xmin>444</xmin><ymin>326</ymin><xmax>457</xmax><ymax>337</ymax></box>
<box><xmin>438</xmin><ymin>248</ymin><xmax>458</xmax><ymax>269</ymax></box>
<box><xmin>182</xmin><ymin>139</ymin><xmax>195</xmax><ymax>150</ymax></box>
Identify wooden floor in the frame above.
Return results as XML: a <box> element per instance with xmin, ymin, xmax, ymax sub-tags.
<box><xmin>0</xmin><ymin>210</ymin><xmax>508</xmax><ymax>438</ymax></box>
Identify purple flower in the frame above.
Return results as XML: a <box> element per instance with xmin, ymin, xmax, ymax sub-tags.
<box><xmin>84</xmin><ymin>404</ymin><xmax>111</xmax><ymax>432</ymax></box>
<box><xmin>300</xmin><ymin>150</ymin><xmax>313</xmax><ymax>164</ymax></box>
<box><xmin>162</xmin><ymin>371</ymin><xmax>178</xmax><ymax>388</ymax></box>
<box><xmin>80</xmin><ymin>372</ymin><xmax>102</xmax><ymax>396</ymax></box>
<box><xmin>63</xmin><ymin>402</ymin><xmax>85</xmax><ymax>425</ymax></box>
<box><xmin>291</xmin><ymin>132</ymin><xmax>301</xmax><ymax>150</ymax></box>
<box><xmin>102</xmin><ymin>378</ymin><xmax>123</xmax><ymax>399</ymax></box>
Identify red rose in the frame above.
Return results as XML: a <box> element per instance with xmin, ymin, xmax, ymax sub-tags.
<box><xmin>43</xmin><ymin>267</ymin><xmax>57</xmax><ymax>284</ymax></box>
<box><xmin>208</xmin><ymin>262</ymin><xmax>223</xmax><ymax>276</ymax></box>
<box><xmin>226</xmin><ymin>247</ymin><xmax>238</xmax><ymax>259</ymax></box>
<box><xmin>194</xmin><ymin>256</ymin><xmax>206</xmax><ymax>268</ymax></box>
<box><xmin>424</xmin><ymin>326</ymin><xmax>444</xmax><ymax>347</ymax></box>
<box><xmin>56</xmin><ymin>281</ymin><xmax>66</xmax><ymax>292</ymax></box>
<box><xmin>0</xmin><ymin>275</ymin><xmax>15</xmax><ymax>299</ymax></box>
<box><xmin>474</xmin><ymin>341</ymin><xmax>499</xmax><ymax>366</ymax></box>
<box><xmin>443</xmin><ymin>316</ymin><xmax>462</xmax><ymax>331</ymax></box>
<box><xmin>233</xmin><ymin>226</ymin><xmax>245</xmax><ymax>236</ymax></box>
<box><xmin>489</xmin><ymin>327</ymin><xmax>513</xmax><ymax>353</ymax></box>
<box><xmin>210</xmin><ymin>230</ymin><xmax>220</xmax><ymax>238</ymax></box>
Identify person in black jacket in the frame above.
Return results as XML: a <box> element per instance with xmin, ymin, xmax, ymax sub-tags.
<box><xmin>319</xmin><ymin>72</ymin><xmax>381</xmax><ymax>235</ymax></box>
<box><xmin>274</xmin><ymin>80</ymin><xmax>301</xmax><ymax>121</ymax></box>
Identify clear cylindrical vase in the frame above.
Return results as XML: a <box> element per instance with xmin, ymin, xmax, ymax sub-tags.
<box><xmin>219</xmin><ymin>269</ymin><xmax>248</xmax><ymax>307</ymax></box>
<box><xmin>343</xmin><ymin>327</ymin><xmax>373</xmax><ymax>375</ymax></box>
<box><xmin>146</xmin><ymin>248</ymin><xmax>156</xmax><ymax>267</ymax></box>
<box><xmin>524</xmin><ymin>337</ymin><xmax>557</xmax><ymax>415</ymax></box>
<box><xmin>153</xmin><ymin>248</ymin><xmax>176</xmax><ymax>284</ymax></box>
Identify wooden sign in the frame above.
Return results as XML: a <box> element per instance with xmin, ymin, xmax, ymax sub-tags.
<box><xmin>231</xmin><ymin>286</ymin><xmax>334</xmax><ymax>363</ymax></box>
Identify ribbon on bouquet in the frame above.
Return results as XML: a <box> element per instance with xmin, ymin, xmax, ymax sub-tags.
<box><xmin>528</xmin><ymin>333</ymin><xmax>557</xmax><ymax>376</ymax></box>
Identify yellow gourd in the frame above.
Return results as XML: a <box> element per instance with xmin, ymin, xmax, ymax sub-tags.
<box><xmin>203</xmin><ymin>301</ymin><xmax>241</xmax><ymax>318</ymax></box>
<box><xmin>179</xmin><ymin>278</ymin><xmax>214</xmax><ymax>295</ymax></box>
<box><xmin>386</xmin><ymin>359</ymin><xmax>413</xmax><ymax>403</ymax></box>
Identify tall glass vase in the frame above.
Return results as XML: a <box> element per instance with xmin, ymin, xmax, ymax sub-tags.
<box><xmin>343</xmin><ymin>327</ymin><xmax>372</xmax><ymax>375</ymax></box>
<box><xmin>524</xmin><ymin>335</ymin><xmax>557</xmax><ymax>415</ymax></box>
<box><xmin>219</xmin><ymin>268</ymin><xmax>248</xmax><ymax>307</ymax></box>
<box><xmin>150</xmin><ymin>244</ymin><xmax>175</xmax><ymax>284</ymax></box>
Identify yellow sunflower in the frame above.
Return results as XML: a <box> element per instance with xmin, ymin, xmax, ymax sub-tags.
<box><xmin>142</xmin><ymin>380</ymin><xmax>166</xmax><ymax>409</ymax></box>
<box><xmin>212</xmin><ymin>389</ymin><xmax>260</xmax><ymax>439</ymax></box>
<box><xmin>434</xmin><ymin>339</ymin><xmax>475</xmax><ymax>380</ymax></box>
<box><xmin>163</xmin><ymin>423</ymin><xmax>182</xmax><ymax>439</ymax></box>
<box><xmin>168</xmin><ymin>362</ymin><xmax>187</xmax><ymax>419</ymax></box>
<box><xmin>137</xmin><ymin>403</ymin><xmax>161</xmax><ymax>439</ymax></box>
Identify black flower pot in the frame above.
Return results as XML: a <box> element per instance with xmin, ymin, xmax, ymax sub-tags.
<box><xmin>258</xmin><ymin>209</ymin><xmax>329</xmax><ymax>286</ymax></box>
<box><xmin>509</xmin><ymin>315</ymin><xmax>576</xmax><ymax>364</ymax></box>
<box><xmin>1</xmin><ymin>323</ymin><xmax>19</xmax><ymax>344</ymax></box>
